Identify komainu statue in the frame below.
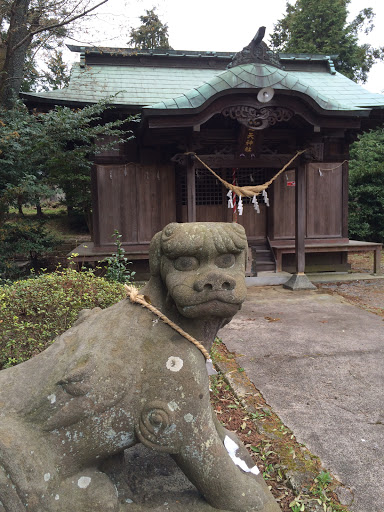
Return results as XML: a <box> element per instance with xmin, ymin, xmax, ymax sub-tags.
<box><xmin>0</xmin><ymin>222</ymin><xmax>280</xmax><ymax>512</ymax></box>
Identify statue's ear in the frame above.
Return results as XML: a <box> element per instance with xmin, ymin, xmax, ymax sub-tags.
<box><xmin>149</xmin><ymin>231</ymin><xmax>163</xmax><ymax>276</ymax></box>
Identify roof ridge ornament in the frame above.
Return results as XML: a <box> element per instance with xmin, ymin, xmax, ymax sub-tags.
<box><xmin>227</xmin><ymin>27</ymin><xmax>282</xmax><ymax>69</ymax></box>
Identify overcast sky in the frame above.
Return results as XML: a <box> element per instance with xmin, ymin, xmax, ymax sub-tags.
<box><xmin>67</xmin><ymin>0</ymin><xmax>384</xmax><ymax>93</ymax></box>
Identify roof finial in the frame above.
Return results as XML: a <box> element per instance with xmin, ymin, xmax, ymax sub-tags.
<box><xmin>227</xmin><ymin>27</ymin><xmax>282</xmax><ymax>69</ymax></box>
<box><xmin>252</xmin><ymin>27</ymin><xmax>266</xmax><ymax>46</ymax></box>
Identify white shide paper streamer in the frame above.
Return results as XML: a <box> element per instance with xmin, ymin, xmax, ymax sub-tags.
<box><xmin>237</xmin><ymin>196</ymin><xmax>243</xmax><ymax>216</ymax></box>
<box><xmin>252</xmin><ymin>195</ymin><xmax>260</xmax><ymax>213</ymax></box>
<box><xmin>227</xmin><ymin>190</ymin><xmax>234</xmax><ymax>209</ymax></box>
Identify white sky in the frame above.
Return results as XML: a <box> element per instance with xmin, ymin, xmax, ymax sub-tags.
<box><xmin>65</xmin><ymin>0</ymin><xmax>384</xmax><ymax>93</ymax></box>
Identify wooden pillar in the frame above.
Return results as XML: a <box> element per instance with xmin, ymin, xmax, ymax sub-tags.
<box><xmin>186</xmin><ymin>155</ymin><xmax>196</xmax><ymax>222</ymax></box>
<box><xmin>91</xmin><ymin>164</ymin><xmax>100</xmax><ymax>246</ymax></box>
<box><xmin>295</xmin><ymin>161</ymin><xmax>306</xmax><ymax>274</ymax></box>
<box><xmin>284</xmin><ymin>159</ymin><xmax>316</xmax><ymax>290</ymax></box>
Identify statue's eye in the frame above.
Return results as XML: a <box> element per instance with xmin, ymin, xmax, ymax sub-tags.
<box><xmin>215</xmin><ymin>253</ymin><xmax>235</xmax><ymax>268</ymax></box>
<box><xmin>174</xmin><ymin>256</ymin><xmax>199</xmax><ymax>271</ymax></box>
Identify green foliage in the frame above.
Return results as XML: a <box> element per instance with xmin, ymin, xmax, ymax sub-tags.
<box><xmin>41</xmin><ymin>49</ymin><xmax>70</xmax><ymax>91</ymax></box>
<box><xmin>104</xmin><ymin>230</ymin><xmax>136</xmax><ymax>283</ymax></box>
<box><xmin>0</xmin><ymin>219</ymin><xmax>62</xmax><ymax>280</ymax></box>
<box><xmin>349</xmin><ymin>126</ymin><xmax>384</xmax><ymax>243</ymax></box>
<box><xmin>0</xmin><ymin>268</ymin><xmax>126</xmax><ymax>369</ymax></box>
<box><xmin>289</xmin><ymin>471</ymin><xmax>343</xmax><ymax>511</ymax></box>
<box><xmin>0</xmin><ymin>99</ymin><xmax>136</xmax><ymax>226</ymax></box>
<box><xmin>5</xmin><ymin>173</ymin><xmax>56</xmax><ymax>215</ymax></box>
<box><xmin>129</xmin><ymin>8</ymin><xmax>172</xmax><ymax>49</ymax></box>
<box><xmin>270</xmin><ymin>0</ymin><xmax>383</xmax><ymax>83</ymax></box>
<box><xmin>316</xmin><ymin>471</ymin><xmax>332</xmax><ymax>486</ymax></box>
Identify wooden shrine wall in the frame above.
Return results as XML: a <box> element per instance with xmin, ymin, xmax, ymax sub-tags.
<box><xmin>271</xmin><ymin>163</ymin><xmax>346</xmax><ymax>240</ymax></box>
<box><xmin>272</xmin><ymin>169</ymin><xmax>296</xmax><ymax>239</ymax></box>
<box><xmin>306</xmin><ymin>163</ymin><xmax>344</xmax><ymax>238</ymax></box>
<box><xmin>92</xmin><ymin>164</ymin><xmax>176</xmax><ymax>248</ymax></box>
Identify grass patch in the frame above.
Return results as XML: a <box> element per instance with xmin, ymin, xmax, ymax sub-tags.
<box><xmin>8</xmin><ymin>206</ymin><xmax>90</xmax><ymax>241</ymax></box>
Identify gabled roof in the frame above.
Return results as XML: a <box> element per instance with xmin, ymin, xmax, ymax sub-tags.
<box><xmin>22</xmin><ymin>41</ymin><xmax>384</xmax><ymax>116</ymax></box>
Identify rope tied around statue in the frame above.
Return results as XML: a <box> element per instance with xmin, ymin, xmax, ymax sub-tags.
<box><xmin>125</xmin><ymin>285</ymin><xmax>217</xmax><ymax>374</ymax></box>
<box><xmin>184</xmin><ymin>149</ymin><xmax>307</xmax><ymax>198</ymax></box>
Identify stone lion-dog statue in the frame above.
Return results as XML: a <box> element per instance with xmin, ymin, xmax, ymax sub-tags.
<box><xmin>0</xmin><ymin>222</ymin><xmax>280</xmax><ymax>512</ymax></box>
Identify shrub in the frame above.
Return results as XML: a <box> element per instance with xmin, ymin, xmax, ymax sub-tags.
<box><xmin>0</xmin><ymin>269</ymin><xmax>126</xmax><ymax>369</ymax></box>
<box><xmin>0</xmin><ymin>219</ymin><xmax>62</xmax><ymax>281</ymax></box>
<box><xmin>104</xmin><ymin>230</ymin><xmax>136</xmax><ymax>283</ymax></box>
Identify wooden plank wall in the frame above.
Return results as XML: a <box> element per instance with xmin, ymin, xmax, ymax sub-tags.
<box><xmin>272</xmin><ymin>169</ymin><xmax>296</xmax><ymax>239</ymax></box>
<box><xmin>94</xmin><ymin>164</ymin><xmax>176</xmax><ymax>246</ymax></box>
<box><xmin>271</xmin><ymin>164</ymin><xmax>344</xmax><ymax>240</ymax></box>
<box><xmin>306</xmin><ymin>163</ymin><xmax>343</xmax><ymax>238</ymax></box>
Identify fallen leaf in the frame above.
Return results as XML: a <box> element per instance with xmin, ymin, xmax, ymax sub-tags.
<box><xmin>264</xmin><ymin>316</ymin><xmax>281</xmax><ymax>322</ymax></box>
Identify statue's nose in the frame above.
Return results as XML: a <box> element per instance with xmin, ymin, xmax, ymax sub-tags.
<box><xmin>193</xmin><ymin>273</ymin><xmax>236</xmax><ymax>292</ymax></box>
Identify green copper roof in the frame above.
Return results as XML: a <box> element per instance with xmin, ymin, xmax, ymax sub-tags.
<box><xmin>22</xmin><ymin>63</ymin><xmax>224</xmax><ymax>107</ymax></box>
<box><xmin>146</xmin><ymin>63</ymin><xmax>384</xmax><ymax>112</ymax></box>
<box><xmin>22</xmin><ymin>55</ymin><xmax>384</xmax><ymax>114</ymax></box>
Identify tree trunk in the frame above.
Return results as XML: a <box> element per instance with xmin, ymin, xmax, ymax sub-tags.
<box><xmin>17</xmin><ymin>196</ymin><xmax>24</xmax><ymax>216</ymax></box>
<box><xmin>0</xmin><ymin>0</ymin><xmax>32</xmax><ymax>106</ymax></box>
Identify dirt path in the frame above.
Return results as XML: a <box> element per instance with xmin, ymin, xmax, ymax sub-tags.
<box><xmin>316</xmin><ymin>253</ymin><xmax>384</xmax><ymax>318</ymax></box>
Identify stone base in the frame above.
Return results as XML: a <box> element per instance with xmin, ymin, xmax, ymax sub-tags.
<box><xmin>104</xmin><ymin>445</ymin><xmax>230</xmax><ymax>511</ymax></box>
<box><xmin>283</xmin><ymin>273</ymin><xmax>316</xmax><ymax>291</ymax></box>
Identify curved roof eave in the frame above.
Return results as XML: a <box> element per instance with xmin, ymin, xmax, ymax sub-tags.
<box><xmin>144</xmin><ymin>63</ymin><xmax>383</xmax><ymax>116</ymax></box>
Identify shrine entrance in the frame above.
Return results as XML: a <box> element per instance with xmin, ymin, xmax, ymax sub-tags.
<box><xmin>178</xmin><ymin>166</ymin><xmax>274</xmax><ymax>241</ymax></box>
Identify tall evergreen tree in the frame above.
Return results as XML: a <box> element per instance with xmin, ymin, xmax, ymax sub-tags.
<box><xmin>41</xmin><ymin>49</ymin><xmax>70</xmax><ymax>90</ymax></box>
<box><xmin>270</xmin><ymin>0</ymin><xmax>383</xmax><ymax>82</ymax></box>
<box><xmin>128</xmin><ymin>8</ymin><xmax>171</xmax><ymax>50</ymax></box>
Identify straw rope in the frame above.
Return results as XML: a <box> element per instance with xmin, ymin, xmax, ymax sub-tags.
<box><xmin>316</xmin><ymin>160</ymin><xmax>348</xmax><ymax>172</ymax></box>
<box><xmin>185</xmin><ymin>150</ymin><xmax>306</xmax><ymax>198</ymax></box>
<box><xmin>124</xmin><ymin>285</ymin><xmax>211</xmax><ymax>360</ymax></box>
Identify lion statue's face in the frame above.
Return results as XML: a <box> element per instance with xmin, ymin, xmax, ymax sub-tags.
<box><xmin>155</xmin><ymin>223</ymin><xmax>248</xmax><ymax>319</ymax></box>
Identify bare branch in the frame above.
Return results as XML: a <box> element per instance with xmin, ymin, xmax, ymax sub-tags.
<box><xmin>11</xmin><ymin>0</ymin><xmax>108</xmax><ymax>52</ymax></box>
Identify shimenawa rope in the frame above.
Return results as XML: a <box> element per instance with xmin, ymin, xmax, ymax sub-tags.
<box><xmin>124</xmin><ymin>285</ymin><xmax>211</xmax><ymax>360</ymax></box>
<box><xmin>185</xmin><ymin>150</ymin><xmax>306</xmax><ymax>198</ymax></box>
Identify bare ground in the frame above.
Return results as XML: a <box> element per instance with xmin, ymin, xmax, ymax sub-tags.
<box><xmin>316</xmin><ymin>253</ymin><xmax>384</xmax><ymax>318</ymax></box>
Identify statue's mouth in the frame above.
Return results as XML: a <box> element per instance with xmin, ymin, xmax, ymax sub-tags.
<box><xmin>180</xmin><ymin>299</ymin><xmax>242</xmax><ymax>318</ymax></box>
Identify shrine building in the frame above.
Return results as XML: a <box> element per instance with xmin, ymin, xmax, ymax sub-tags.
<box><xmin>23</xmin><ymin>28</ymin><xmax>384</xmax><ymax>280</ymax></box>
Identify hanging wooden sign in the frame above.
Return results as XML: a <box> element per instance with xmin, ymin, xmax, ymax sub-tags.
<box><xmin>237</xmin><ymin>126</ymin><xmax>262</xmax><ymax>158</ymax></box>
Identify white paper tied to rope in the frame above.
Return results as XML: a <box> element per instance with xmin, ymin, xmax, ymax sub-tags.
<box><xmin>262</xmin><ymin>190</ymin><xmax>270</xmax><ymax>207</ymax></box>
<box><xmin>252</xmin><ymin>195</ymin><xmax>260</xmax><ymax>213</ymax></box>
<box><xmin>237</xmin><ymin>196</ymin><xmax>243</xmax><ymax>216</ymax></box>
<box><xmin>224</xmin><ymin>436</ymin><xmax>260</xmax><ymax>475</ymax></box>
<box><xmin>206</xmin><ymin>358</ymin><xmax>218</xmax><ymax>376</ymax></box>
<box><xmin>227</xmin><ymin>190</ymin><xmax>234</xmax><ymax>209</ymax></box>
